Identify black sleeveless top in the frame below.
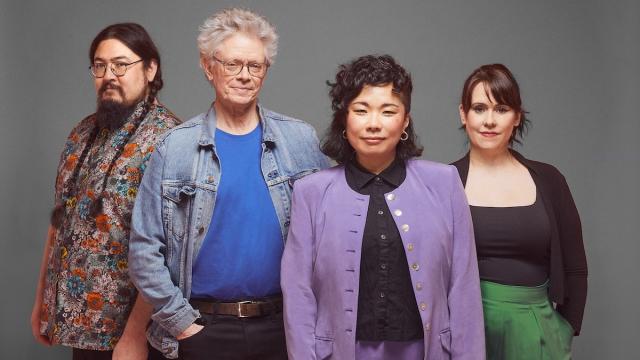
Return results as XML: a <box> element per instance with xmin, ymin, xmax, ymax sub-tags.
<box><xmin>470</xmin><ymin>191</ymin><xmax>551</xmax><ymax>286</ymax></box>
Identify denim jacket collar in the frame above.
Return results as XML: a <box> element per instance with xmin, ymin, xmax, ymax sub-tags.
<box><xmin>198</xmin><ymin>103</ymin><xmax>276</xmax><ymax>148</ymax></box>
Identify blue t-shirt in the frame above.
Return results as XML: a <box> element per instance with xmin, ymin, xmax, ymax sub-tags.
<box><xmin>190</xmin><ymin>124</ymin><xmax>283</xmax><ymax>300</ymax></box>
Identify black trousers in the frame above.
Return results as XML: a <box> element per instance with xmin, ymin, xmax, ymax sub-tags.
<box><xmin>177</xmin><ymin>312</ymin><xmax>287</xmax><ymax>360</ymax></box>
<box><xmin>72</xmin><ymin>343</ymin><xmax>164</xmax><ymax>360</ymax></box>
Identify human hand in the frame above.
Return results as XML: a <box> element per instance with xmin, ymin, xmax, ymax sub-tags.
<box><xmin>30</xmin><ymin>297</ymin><xmax>51</xmax><ymax>346</ymax></box>
<box><xmin>112</xmin><ymin>333</ymin><xmax>148</xmax><ymax>360</ymax></box>
<box><xmin>176</xmin><ymin>323</ymin><xmax>204</xmax><ymax>341</ymax></box>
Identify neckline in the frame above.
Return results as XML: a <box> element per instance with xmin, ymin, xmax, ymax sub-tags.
<box><xmin>469</xmin><ymin>192</ymin><xmax>538</xmax><ymax>209</ymax></box>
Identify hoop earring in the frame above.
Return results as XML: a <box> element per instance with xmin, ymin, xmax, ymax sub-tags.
<box><xmin>400</xmin><ymin>131</ymin><xmax>409</xmax><ymax>141</ymax></box>
<box><xmin>342</xmin><ymin>130</ymin><xmax>347</xmax><ymax>139</ymax></box>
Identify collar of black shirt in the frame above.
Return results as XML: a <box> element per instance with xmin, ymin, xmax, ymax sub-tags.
<box><xmin>346</xmin><ymin>156</ymin><xmax>406</xmax><ymax>191</ymax></box>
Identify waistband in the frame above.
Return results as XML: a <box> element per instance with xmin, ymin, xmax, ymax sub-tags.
<box><xmin>190</xmin><ymin>295</ymin><xmax>283</xmax><ymax>318</ymax></box>
<box><xmin>480</xmin><ymin>280</ymin><xmax>549</xmax><ymax>304</ymax></box>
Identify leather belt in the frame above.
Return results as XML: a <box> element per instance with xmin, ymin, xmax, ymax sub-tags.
<box><xmin>190</xmin><ymin>296</ymin><xmax>283</xmax><ymax>318</ymax></box>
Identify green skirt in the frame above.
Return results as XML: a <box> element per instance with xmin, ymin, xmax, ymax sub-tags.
<box><xmin>481</xmin><ymin>280</ymin><xmax>574</xmax><ymax>360</ymax></box>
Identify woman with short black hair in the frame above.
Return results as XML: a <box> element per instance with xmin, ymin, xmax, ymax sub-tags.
<box><xmin>281</xmin><ymin>55</ymin><xmax>485</xmax><ymax>359</ymax></box>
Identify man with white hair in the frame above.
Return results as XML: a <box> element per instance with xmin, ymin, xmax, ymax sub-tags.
<box><xmin>128</xmin><ymin>8</ymin><xmax>329</xmax><ymax>359</ymax></box>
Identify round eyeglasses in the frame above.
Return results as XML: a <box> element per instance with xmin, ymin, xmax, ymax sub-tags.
<box><xmin>212</xmin><ymin>56</ymin><xmax>268</xmax><ymax>78</ymax></box>
<box><xmin>89</xmin><ymin>59</ymin><xmax>143</xmax><ymax>78</ymax></box>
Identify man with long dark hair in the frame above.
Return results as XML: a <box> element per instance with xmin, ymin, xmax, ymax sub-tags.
<box><xmin>30</xmin><ymin>23</ymin><xmax>180</xmax><ymax>359</ymax></box>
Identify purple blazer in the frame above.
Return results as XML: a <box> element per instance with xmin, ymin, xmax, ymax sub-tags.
<box><xmin>281</xmin><ymin>160</ymin><xmax>485</xmax><ymax>360</ymax></box>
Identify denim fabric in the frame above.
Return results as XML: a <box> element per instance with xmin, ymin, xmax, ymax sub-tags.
<box><xmin>129</xmin><ymin>104</ymin><xmax>330</xmax><ymax>359</ymax></box>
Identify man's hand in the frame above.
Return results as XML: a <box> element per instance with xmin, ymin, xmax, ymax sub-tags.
<box><xmin>30</xmin><ymin>297</ymin><xmax>51</xmax><ymax>346</ymax></box>
<box><xmin>112</xmin><ymin>333</ymin><xmax>148</xmax><ymax>360</ymax></box>
<box><xmin>176</xmin><ymin>323</ymin><xmax>204</xmax><ymax>340</ymax></box>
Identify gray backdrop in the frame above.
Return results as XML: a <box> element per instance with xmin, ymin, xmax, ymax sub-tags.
<box><xmin>1</xmin><ymin>0</ymin><xmax>638</xmax><ymax>358</ymax></box>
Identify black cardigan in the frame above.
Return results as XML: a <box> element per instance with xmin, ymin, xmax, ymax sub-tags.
<box><xmin>452</xmin><ymin>150</ymin><xmax>588</xmax><ymax>335</ymax></box>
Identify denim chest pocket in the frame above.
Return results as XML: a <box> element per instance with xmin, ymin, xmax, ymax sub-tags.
<box><xmin>162</xmin><ymin>182</ymin><xmax>196</xmax><ymax>243</ymax></box>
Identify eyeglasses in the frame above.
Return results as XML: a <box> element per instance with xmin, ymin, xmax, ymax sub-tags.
<box><xmin>211</xmin><ymin>56</ymin><xmax>268</xmax><ymax>78</ymax></box>
<box><xmin>89</xmin><ymin>59</ymin><xmax>143</xmax><ymax>78</ymax></box>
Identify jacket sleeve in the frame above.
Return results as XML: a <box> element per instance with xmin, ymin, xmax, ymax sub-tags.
<box><xmin>554</xmin><ymin>173</ymin><xmax>588</xmax><ymax>335</ymax></box>
<box><xmin>128</xmin><ymin>142</ymin><xmax>199</xmax><ymax>338</ymax></box>
<box><xmin>447</xmin><ymin>166</ymin><xmax>486</xmax><ymax>359</ymax></box>
<box><xmin>281</xmin><ymin>180</ymin><xmax>318</xmax><ymax>359</ymax></box>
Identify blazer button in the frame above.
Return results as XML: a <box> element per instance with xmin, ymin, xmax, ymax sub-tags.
<box><xmin>419</xmin><ymin>302</ymin><xmax>427</xmax><ymax>311</ymax></box>
<box><xmin>401</xmin><ymin>224</ymin><xmax>410</xmax><ymax>232</ymax></box>
<box><xmin>394</xmin><ymin>209</ymin><xmax>402</xmax><ymax>217</ymax></box>
<box><xmin>407</xmin><ymin>243</ymin><xmax>414</xmax><ymax>251</ymax></box>
<box><xmin>386</xmin><ymin>193</ymin><xmax>396</xmax><ymax>201</ymax></box>
<box><xmin>411</xmin><ymin>263</ymin><xmax>420</xmax><ymax>271</ymax></box>
<box><xmin>425</xmin><ymin>323</ymin><xmax>431</xmax><ymax>332</ymax></box>
<box><xmin>415</xmin><ymin>282</ymin><xmax>423</xmax><ymax>291</ymax></box>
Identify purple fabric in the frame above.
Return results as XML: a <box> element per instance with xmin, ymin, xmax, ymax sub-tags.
<box><xmin>281</xmin><ymin>160</ymin><xmax>485</xmax><ymax>360</ymax></box>
<box><xmin>356</xmin><ymin>340</ymin><xmax>425</xmax><ymax>360</ymax></box>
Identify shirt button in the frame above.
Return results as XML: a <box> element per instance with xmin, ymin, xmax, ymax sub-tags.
<box><xmin>377</xmin><ymin>210</ymin><xmax>384</xmax><ymax>215</ymax></box>
<box><xmin>419</xmin><ymin>302</ymin><xmax>427</xmax><ymax>311</ymax></box>
<box><xmin>407</xmin><ymin>243</ymin><xmax>414</xmax><ymax>251</ymax></box>
<box><xmin>416</xmin><ymin>282</ymin><xmax>423</xmax><ymax>291</ymax></box>
<box><xmin>393</xmin><ymin>209</ymin><xmax>402</xmax><ymax>217</ymax></box>
<box><xmin>386</xmin><ymin>193</ymin><xmax>395</xmax><ymax>201</ymax></box>
<box><xmin>198</xmin><ymin>227</ymin><xmax>205</xmax><ymax>235</ymax></box>
<box><xmin>380</xmin><ymin>263</ymin><xmax>387</xmax><ymax>270</ymax></box>
<box><xmin>375</xmin><ymin>177</ymin><xmax>382</xmax><ymax>182</ymax></box>
<box><xmin>380</xmin><ymin>234</ymin><xmax>386</xmax><ymax>240</ymax></box>
<box><xmin>411</xmin><ymin>263</ymin><xmax>420</xmax><ymax>271</ymax></box>
<box><xmin>401</xmin><ymin>224</ymin><xmax>410</xmax><ymax>232</ymax></box>
<box><xmin>380</xmin><ymin>292</ymin><xmax>385</xmax><ymax>298</ymax></box>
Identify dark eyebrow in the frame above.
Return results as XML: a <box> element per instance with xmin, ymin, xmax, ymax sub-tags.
<box><xmin>381</xmin><ymin>103</ymin><xmax>400</xmax><ymax>108</ymax></box>
<box><xmin>351</xmin><ymin>101</ymin><xmax>370</xmax><ymax>107</ymax></box>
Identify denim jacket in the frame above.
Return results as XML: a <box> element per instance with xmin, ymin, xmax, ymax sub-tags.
<box><xmin>128</xmin><ymin>104</ymin><xmax>330</xmax><ymax>358</ymax></box>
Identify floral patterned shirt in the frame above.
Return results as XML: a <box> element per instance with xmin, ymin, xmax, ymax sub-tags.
<box><xmin>40</xmin><ymin>102</ymin><xmax>180</xmax><ymax>350</ymax></box>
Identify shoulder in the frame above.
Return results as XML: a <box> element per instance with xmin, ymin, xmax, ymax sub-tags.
<box><xmin>292</xmin><ymin>166</ymin><xmax>344</xmax><ymax>198</ymax></box>
<box><xmin>407</xmin><ymin>159</ymin><xmax>458</xmax><ymax>180</ymax></box>
<box><xmin>262</xmin><ymin>106</ymin><xmax>318</xmax><ymax>134</ymax></box>
<box><xmin>136</xmin><ymin>104</ymin><xmax>181</xmax><ymax>139</ymax></box>
<box><xmin>67</xmin><ymin>114</ymin><xmax>96</xmax><ymax>138</ymax></box>
<box><xmin>154</xmin><ymin>112</ymin><xmax>206</xmax><ymax>148</ymax></box>
<box><xmin>513</xmin><ymin>151</ymin><xmax>567</xmax><ymax>183</ymax></box>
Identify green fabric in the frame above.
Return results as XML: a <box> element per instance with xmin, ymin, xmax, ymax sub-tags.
<box><xmin>481</xmin><ymin>280</ymin><xmax>574</xmax><ymax>360</ymax></box>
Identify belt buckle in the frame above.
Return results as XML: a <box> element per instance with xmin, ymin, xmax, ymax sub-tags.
<box><xmin>237</xmin><ymin>301</ymin><xmax>253</xmax><ymax>318</ymax></box>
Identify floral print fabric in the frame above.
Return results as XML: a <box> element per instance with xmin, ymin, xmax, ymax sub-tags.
<box><xmin>40</xmin><ymin>102</ymin><xmax>180</xmax><ymax>350</ymax></box>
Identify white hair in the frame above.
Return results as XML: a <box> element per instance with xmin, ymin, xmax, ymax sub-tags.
<box><xmin>197</xmin><ymin>8</ymin><xmax>278</xmax><ymax>64</ymax></box>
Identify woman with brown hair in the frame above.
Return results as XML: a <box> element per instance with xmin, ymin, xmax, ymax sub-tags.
<box><xmin>451</xmin><ymin>63</ymin><xmax>587</xmax><ymax>359</ymax></box>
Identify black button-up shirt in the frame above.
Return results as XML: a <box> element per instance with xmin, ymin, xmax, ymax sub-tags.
<box><xmin>345</xmin><ymin>158</ymin><xmax>423</xmax><ymax>341</ymax></box>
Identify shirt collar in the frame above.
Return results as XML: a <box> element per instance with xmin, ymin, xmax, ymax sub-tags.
<box><xmin>346</xmin><ymin>156</ymin><xmax>406</xmax><ymax>190</ymax></box>
<box><xmin>198</xmin><ymin>103</ymin><xmax>275</xmax><ymax>148</ymax></box>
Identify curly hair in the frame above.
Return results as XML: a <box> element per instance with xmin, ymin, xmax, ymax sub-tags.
<box><xmin>460</xmin><ymin>63</ymin><xmax>530</xmax><ymax>145</ymax></box>
<box><xmin>89</xmin><ymin>23</ymin><xmax>163</xmax><ymax>102</ymax></box>
<box><xmin>321</xmin><ymin>54</ymin><xmax>423</xmax><ymax>164</ymax></box>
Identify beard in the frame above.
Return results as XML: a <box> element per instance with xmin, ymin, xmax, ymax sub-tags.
<box><xmin>95</xmin><ymin>81</ymin><xmax>147</xmax><ymax>130</ymax></box>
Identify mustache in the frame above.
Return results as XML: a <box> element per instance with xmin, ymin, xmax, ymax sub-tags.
<box><xmin>98</xmin><ymin>81</ymin><xmax>124</xmax><ymax>98</ymax></box>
